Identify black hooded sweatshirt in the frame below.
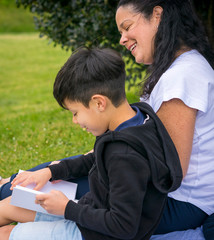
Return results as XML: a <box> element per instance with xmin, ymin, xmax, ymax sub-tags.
<box><xmin>49</xmin><ymin>102</ymin><xmax>183</xmax><ymax>240</ymax></box>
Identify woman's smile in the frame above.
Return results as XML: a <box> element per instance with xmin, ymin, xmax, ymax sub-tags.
<box><xmin>116</xmin><ymin>5</ymin><xmax>160</xmax><ymax>64</ymax></box>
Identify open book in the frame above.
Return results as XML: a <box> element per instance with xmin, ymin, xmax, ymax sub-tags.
<box><xmin>10</xmin><ymin>171</ymin><xmax>77</xmax><ymax>215</ymax></box>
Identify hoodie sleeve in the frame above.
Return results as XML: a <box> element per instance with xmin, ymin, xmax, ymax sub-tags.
<box><xmin>64</xmin><ymin>141</ymin><xmax>151</xmax><ymax>239</ymax></box>
<box><xmin>48</xmin><ymin>153</ymin><xmax>95</xmax><ymax>180</ymax></box>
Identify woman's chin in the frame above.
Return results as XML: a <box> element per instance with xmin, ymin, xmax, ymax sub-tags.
<box><xmin>134</xmin><ymin>54</ymin><xmax>153</xmax><ymax>65</ymax></box>
<box><xmin>135</xmin><ymin>56</ymin><xmax>145</xmax><ymax>64</ymax></box>
<box><xmin>136</xmin><ymin>58</ymin><xmax>152</xmax><ymax>65</ymax></box>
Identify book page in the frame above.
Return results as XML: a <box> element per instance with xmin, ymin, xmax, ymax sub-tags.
<box><xmin>10</xmin><ymin>172</ymin><xmax>78</xmax><ymax>215</ymax></box>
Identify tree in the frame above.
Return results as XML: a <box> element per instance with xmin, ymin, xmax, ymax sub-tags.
<box><xmin>193</xmin><ymin>0</ymin><xmax>214</xmax><ymax>46</ymax></box>
<box><xmin>16</xmin><ymin>0</ymin><xmax>213</xmax><ymax>88</ymax></box>
<box><xmin>16</xmin><ymin>0</ymin><xmax>144</xmax><ymax>88</ymax></box>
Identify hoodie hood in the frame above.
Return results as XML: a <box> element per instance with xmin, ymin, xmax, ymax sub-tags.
<box><xmin>95</xmin><ymin>102</ymin><xmax>182</xmax><ymax>194</ymax></box>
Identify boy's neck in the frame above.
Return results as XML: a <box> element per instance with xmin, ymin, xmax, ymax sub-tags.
<box><xmin>108</xmin><ymin>100</ymin><xmax>136</xmax><ymax>131</ymax></box>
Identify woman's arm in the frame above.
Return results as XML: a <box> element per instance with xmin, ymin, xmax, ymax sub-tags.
<box><xmin>156</xmin><ymin>98</ymin><xmax>197</xmax><ymax>177</ymax></box>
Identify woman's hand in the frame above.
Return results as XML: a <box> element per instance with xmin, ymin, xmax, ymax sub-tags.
<box><xmin>157</xmin><ymin>98</ymin><xmax>197</xmax><ymax>177</ymax></box>
<box><xmin>35</xmin><ymin>190</ymin><xmax>69</xmax><ymax>216</ymax></box>
<box><xmin>10</xmin><ymin>168</ymin><xmax>52</xmax><ymax>191</ymax></box>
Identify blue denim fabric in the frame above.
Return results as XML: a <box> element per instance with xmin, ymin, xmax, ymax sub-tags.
<box><xmin>9</xmin><ymin>212</ymin><xmax>82</xmax><ymax>240</ymax></box>
<box><xmin>0</xmin><ymin>155</ymin><xmax>89</xmax><ymax>200</ymax></box>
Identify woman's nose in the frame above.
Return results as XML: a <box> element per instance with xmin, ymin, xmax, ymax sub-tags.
<box><xmin>119</xmin><ymin>33</ymin><xmax>128</xmax><ymax>46</ymax></box>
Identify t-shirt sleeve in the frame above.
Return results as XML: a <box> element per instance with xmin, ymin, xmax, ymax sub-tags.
<box><xmin>149</xmin><ymin>60</ymin><xmax>211</xmax><ymax>113</ymax></box>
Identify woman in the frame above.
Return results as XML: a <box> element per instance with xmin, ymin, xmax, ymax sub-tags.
<box><xmin>116</xmin><ymin>0</ymin><xmax>214</xmax><ymax>237</ymax></box>
<box><xmin>1</xmin><ymin>0</ymin><xmax>214</xmax><ymax>239</ymax></box>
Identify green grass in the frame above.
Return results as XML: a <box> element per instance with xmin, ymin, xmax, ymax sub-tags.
<box><xmin>0</xmin><ymin>0</ymin><xmax>37</xmax><ymax>33</ymax></box>
<box><xmin>0</xmin><ymin>34</ymin><xmax>95</xmax><ymax>177</ymax></box>
<box><xmin>0</xmin><ymin>33</ymin><xmax>140</xmax><ymax>178</ymax></box>
<box><xmin>0</xmin><ymin>0</ymin><xmax>139</xmax><ymax>179</ymax></box>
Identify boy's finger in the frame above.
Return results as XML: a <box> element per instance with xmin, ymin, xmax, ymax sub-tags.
<box><xmin>33</xmin><ymin>183</ymin><xmax>44</xmax><ymax>191</ymax></box>
<box><xmin>36</xmin><ymin>193</ymin><xmax>46</xmax><ymax>201</ymax></box>
<box><xmin>10</xmin><ymin>179</ymin><xmax>22</xmax><ymax>190</ymax></box>
<box><xmin>20</xmin><ymin>178</ymin><xmax>35</xmax><ymax>187</ymax></box>
<box><xmin>11</xmin><ymin>174</ymin><xmax>25</xmax><ymax>185</ymax></box>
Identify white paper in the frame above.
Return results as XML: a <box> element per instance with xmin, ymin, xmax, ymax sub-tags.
<box><xmin>11</xmin><ymin>176</ymin><xmax>77</xmax><ymax>215</ymax></box>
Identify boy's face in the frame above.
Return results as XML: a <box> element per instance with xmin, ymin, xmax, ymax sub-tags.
<box><xmin>64</xmin><ymin>99</ymin><xmax>109</xmax><ymax>136</ymax></box>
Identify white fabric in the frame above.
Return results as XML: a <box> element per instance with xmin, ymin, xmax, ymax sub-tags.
<box><xmin>146</xmin><ymin>50</ymin><xmax>214</xmax><ymax>215</ymax></box>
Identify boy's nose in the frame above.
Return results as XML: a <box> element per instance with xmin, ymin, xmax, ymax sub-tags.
<box><xmin>72</xmin><ymin>117</ymin><xmax>78</xmax><ymax>124</ymax></box>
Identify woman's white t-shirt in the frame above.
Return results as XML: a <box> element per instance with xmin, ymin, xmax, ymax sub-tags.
<box><xmin>146</xmin><ymin>50</ymin><xmax>214</xmax><ymax>214</ymax></box>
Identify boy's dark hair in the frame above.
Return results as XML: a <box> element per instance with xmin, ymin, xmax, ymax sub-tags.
<box><xmin>53</xmin><ymin>47</ymin><xmax>126</xmax><ymax>109</ymax></box>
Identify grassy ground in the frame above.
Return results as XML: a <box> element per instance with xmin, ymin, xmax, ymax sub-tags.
<box><xmin>0</xmin><ymin>34</ymin><xmax>94</xmax><ymax>177</ymax></box>
<box><xmin>0</xmin><ymin>1</ymin><xmax>140</xmax><ymax>178</ymax></box>
<box><xmin>0</xmin><ymin>0</ymin><xmax>36</xmax><ymax>33</ymax></box>
<box><xmin>0</xmin><ymin>33</ymin><xmax>140</xmax><ymax>177</ymax></box>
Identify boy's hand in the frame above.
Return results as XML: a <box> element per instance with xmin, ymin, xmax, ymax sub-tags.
<box><xmin>10</xmin><ymin>168</ymin><xmax>52</xmax><ymax>191</ymax></box>
<box><xmin>35</xmin><ymin>190</ymin><xmax>69</xmax><ymax>216</ymax></box>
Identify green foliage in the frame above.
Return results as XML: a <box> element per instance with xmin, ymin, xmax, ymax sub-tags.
<box><xmin>16</xmin><ymin>0</ymin><xmax>118</xmax><ymax>50</ymax></box>
<box><xmin>15</xmin><ymin>0</ymin><xmax>146</xmax><ymax>85</ymax></box>
<box><xmin>14</xmin><ymin>0</ymin><xmax>213</xmax><ymax>86</ymax></box>
<box><xmin>193</xmin><ymin>0</ymin><xmax>214</xmax><ymax>45</ymax></box>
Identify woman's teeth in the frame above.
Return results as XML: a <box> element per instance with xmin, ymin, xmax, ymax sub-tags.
<box><xmin>130</xmin><ymin>43</ymin><xmax>137</xmax><ymax>51</ymax></box>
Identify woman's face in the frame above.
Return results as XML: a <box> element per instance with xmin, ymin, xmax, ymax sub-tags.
<box><xmin>116</xmin><ymin>5</ymin><xmax>161</xmax><ymax>65</ymax></box>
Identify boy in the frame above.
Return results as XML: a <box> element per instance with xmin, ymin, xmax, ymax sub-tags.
<box><xmin>0</xmin><ymin>47</ymin><xmax>182</xmax><ymax>240</ymax></box>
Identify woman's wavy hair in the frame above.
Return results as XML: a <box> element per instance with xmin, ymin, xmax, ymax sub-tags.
<box><xmin>117</xmin><ymin>0</ymin><xmax>214</xmax><ymax>98</ymax></box>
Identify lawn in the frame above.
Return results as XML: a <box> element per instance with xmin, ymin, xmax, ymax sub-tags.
<box><xmin>0</xmin><ymin>33</ymin><xmax>140</xmax><ymax>178</ymax></box>
<box><xmin>0</xmin><ymin>0</ymin><xmax>36</xmax><ymax>33</ymax></box>
<box><xmin>0</xmin><ymin>0</ymin><xmax>140</xmax><ymax>178</ymax></box>
<box><xmin>0</xmin><ymin>33</ymin><xmax>95</xmax><ymax>177</ymax></box>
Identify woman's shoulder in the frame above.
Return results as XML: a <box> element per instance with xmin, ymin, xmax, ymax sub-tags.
<box><xmin>166</xmin><ymin>50</ymin><xmax>213</xmax><ymax>77</ymax></box>
<box><xmin>158</xmin><ymin>50</ymin><xmax>213</xmax><ymax>87</ymax></box>
<box><xmin>149</xmin><ymin>50</ymin><xmax>214</xmax><ymax>112</ymax></box>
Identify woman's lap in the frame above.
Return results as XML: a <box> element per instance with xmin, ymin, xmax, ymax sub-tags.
<box><xmin>1</xmin><ymin>156</ymin><xmax>209</xmax><ymax>240</ymax></box>
<box><xmin>0</xmin><ymin>155</ymin><xmax>89</xmax><ymax>200</ymax></box>
<box><xmin>155</xmin><ymin>197</ymin><xmax>208</xmax><ymax>234</ymax></box>
<box><xmin>152</xmin><ymin>197</ymin><xmax>207</xmax><ymax>239</ymax></box>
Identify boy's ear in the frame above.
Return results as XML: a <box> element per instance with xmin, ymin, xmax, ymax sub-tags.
<box><xmin>91</xmin><ymin>94</ymin><xmax>107</xmax><ymax>112</ymax></box>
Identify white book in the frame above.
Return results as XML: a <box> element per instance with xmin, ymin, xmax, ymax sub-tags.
<box><xmin>10</xmin><ymin>174</ymin><xmax>77</xmax><ymax>216</ymax></box>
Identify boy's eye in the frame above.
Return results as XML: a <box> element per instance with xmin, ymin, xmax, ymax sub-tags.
<box><xmin>73</xmin><ymin>112</ymin><xmax>77</xmax><ymax>117</ymax></box>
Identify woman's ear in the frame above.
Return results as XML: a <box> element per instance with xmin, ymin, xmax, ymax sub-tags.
<box><xmin>91</xmin><ymin>94</ymin><xmax>107</xmax><ymax>112</ymax></box>
<box><xmin>153</xmin><ymin>6</ymin><xmax>163</xmax><ymax>25</ymax></box>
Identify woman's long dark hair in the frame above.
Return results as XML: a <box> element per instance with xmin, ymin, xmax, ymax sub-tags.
<box><xmin>117</xmin><ymin>0</ymin><xmax>214</xmax><ymax>98</ymax></box>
